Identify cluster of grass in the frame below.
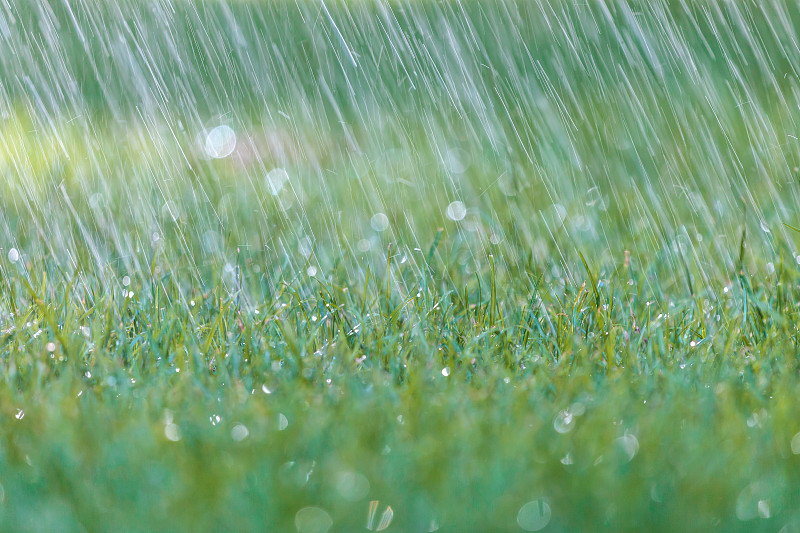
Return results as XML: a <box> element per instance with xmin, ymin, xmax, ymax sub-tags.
<box><xmin>3</xmin><ymin>0</ymin><xmax>800</xmax><ymax>531</ymax></box>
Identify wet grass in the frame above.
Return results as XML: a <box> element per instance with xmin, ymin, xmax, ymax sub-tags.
<box><xmin>3</xmin><ymin>1</ymin><xmax>800</xmax><ymax>532</ymax></box>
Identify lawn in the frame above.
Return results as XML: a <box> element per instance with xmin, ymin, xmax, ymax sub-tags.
<box><xmin>1</xmin><ymin>1</ymin><xmax>800</xmax><ymax>531</ymax></box>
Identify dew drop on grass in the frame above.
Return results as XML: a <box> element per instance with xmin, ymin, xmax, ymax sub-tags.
<box><xmin>517</xmin><ymin>500</ymin><xmax>552</xmax><ymax>531</ymax></box>
<box><xmin>441</xmin><ymin>367</ymin><xmax>450</xmax><ymax>377</ymax></box>
<box><xmin>205</xmin><ymin>125</ymin><xmax>237</xmax><ymax>159</ymax></box>
<box><xmin>371</xmin><ymin>213</ymin><xmax>389</xmax><ymax>232</ymax></box>
<box><xmin>295</xmin><ymin>506</ymin><xmax>333</xmax><ymax>533</ymax></box>
<box><xmin>446</xmin><ymin>201</ymin><xmax>466</xmax><ymax>221</ymax></box>
<box><xmin>7</xmin><ymin>248</ymin><xmax>19</xmax><ymax>263</ymax></box>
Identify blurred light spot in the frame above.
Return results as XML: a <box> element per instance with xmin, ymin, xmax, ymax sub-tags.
<box><xmin>307</xmin><ymin>266</ymin><xmax>318</xmax><ymax>277</ymax></box>
<box><xmin>357</xmin><ymin>239</ymin><xmax>371</xmax><ymax>252</ymax></box>
<box><xmin>335</xmin><ymin>471</ymin><xmax>370</xmax><ymax>502</ymax></box>
<box><xmin>377</xmin><ymin>506</ymin><xmax>394</xmax><ymax>531</ymax></box>
<box><xmin>553</xmin><ymin>409</ymin><xmax>574</xmax><ymax>434</ymax></box>
<box><xmin>441</xmin><ymin>367</ymin><xmax>450</xmax><ymax>377</ymax></box>
<box><xmin>446</xmin><ymin>201</ymin><xmax>466</xmax><ymax>221</ymax></box>
<box><xmin>122</xmin><ymin>276</ymin><xmax>131</xmax><ymax>287</ymax></box>
<box><xmin>371</xmin><ymin>213</ymin><xmax>389</xmax><ymax>232</ymax></box>
<box><xmin>616</xmin><ymin>433</ymin><xmax>639</xmax><ymax>462</ymax></box>
<box><xmin>46</xmin><ymin>342</ymin><xmax>56</xmax><ymax>353</ymax></box>
<box><xmin>231</xmin><ymin>424</ymin><xmax>249</xmax><ymax>441</ymax></box>
<box><xmin>267</xmin><ymin>168</ymin><xmax>289</xmax><ymax>195</ymax></box>
<box><xmin>262</xmin><ymin>384</ymin><xmax>272</xmax><ymax>395</ymax></box>
<box><xmin>298</xmin><ymin>237</ymin><xmax>313</xmax><ymax>258</ymax></box>
<box><xmin>205</xmin><ymin>125</ymin><xmax>237</xmax><ymax>159</ymax></box>
<box><xmin>737</xmin><ymin>481</ymin><xmax>776</xmax><ymax>521</ymax></box>
<box><xmin>444</xmin><ymin>148</ymin><xmax>468</xmax><ymax>174</ymax></box>
<box><xmin>278</xmin><ymin>413</ymin><xmax>289</xmax><ymax>431</ymax></box>
<box><xmin>7</xmin><ymin>248</ymin><xmax>19</xmax><ymax>263</ymax></box>
<box><xmin>164</xmin><ymin>423</ymin><xmax>181</xmax><ymax>442</ymax></box>
<box><xmin>295</xmin><ymin>506</ymin><xmax>333</xmax><ymax>533</ymax></box>
<box><xmin>791</xmin><ymin>432</ymin><xmax>800</xmax><ymax>454</ymax></box>
<box><xmin>517</xmin><ymin>500</ymin><xmax>552</xmax><ymax>531</ymax></box>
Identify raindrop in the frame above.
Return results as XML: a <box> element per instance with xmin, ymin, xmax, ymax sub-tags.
<box><xmin>295</xmin><ymin>507</ymin><xmax>333</xmax><ymax>533</ymax></box>
<box><xmin>371</xmin><ymin>213</ymin><xmax>389</xmax><ymax>232</ymax></box>
<box><xmin>446</xmin><ymin>201</ymin><xmax>467</xmax><ymax>221</ymax></box>
<box><xmin>205</xmin><ymin>125</ymin><xmax>237</xmax><ymax>159</ymax></box>
<box><xmin>517</xmin><ymin>500</ymin><xmax>552</xmax><ymax>531</ymax></box>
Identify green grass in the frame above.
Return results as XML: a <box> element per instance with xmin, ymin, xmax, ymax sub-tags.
<box><xmin>3</xmin><ymin>0</ymin><xmax>800</xmax><ymax>531</ymax></box>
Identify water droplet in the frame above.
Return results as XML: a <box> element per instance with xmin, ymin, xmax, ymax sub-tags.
<box><xmin>517</xmin><ymin>500</ymin><xmax>552</xmax><ymax>531</ymax></box>
<box><xmin>371</xmin><ymin>213</ymin><xmax>389</xmax><ymax>232</ymax></box>
<box><xmin>441</xmin><ymin>367</ymin><xmax>450</xmax><ymax>377</ymax></box>
<box><xmin>262</xmin><ymin>384</ymin><xmax>272</xmax><ymax>394</ymax></box>
<box><xmin>295</xmin><ymin>506</ymin><xmax>333</xmax><ymax>533</ymax></box>
<box><xmin>122</xmin><ymin>276</ymin><xmax>131</xmax><ymax>287</ymax></box>
<box><xmin>45</xmin><ymin>342</ymin><xmax>56</xmax><ymax>352</ymax></box>
<box><xmin>7</xmin><ymin>248</ymin><xmax>19</xmax><ymax>263</ymax></box>
<box><xmin>210</xmin><ymin>415</ymin><xmax>222</xmax><ymax>426</ymax></box>
<box><xmin>446</xmin><ymin>201</ymin><xmax>466</xmax><ymax>221</ymax></box>
<box><xmin>205</xmin><ymin>125</ymin><xmax>237</xmax><ymax>159</ymax></box>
